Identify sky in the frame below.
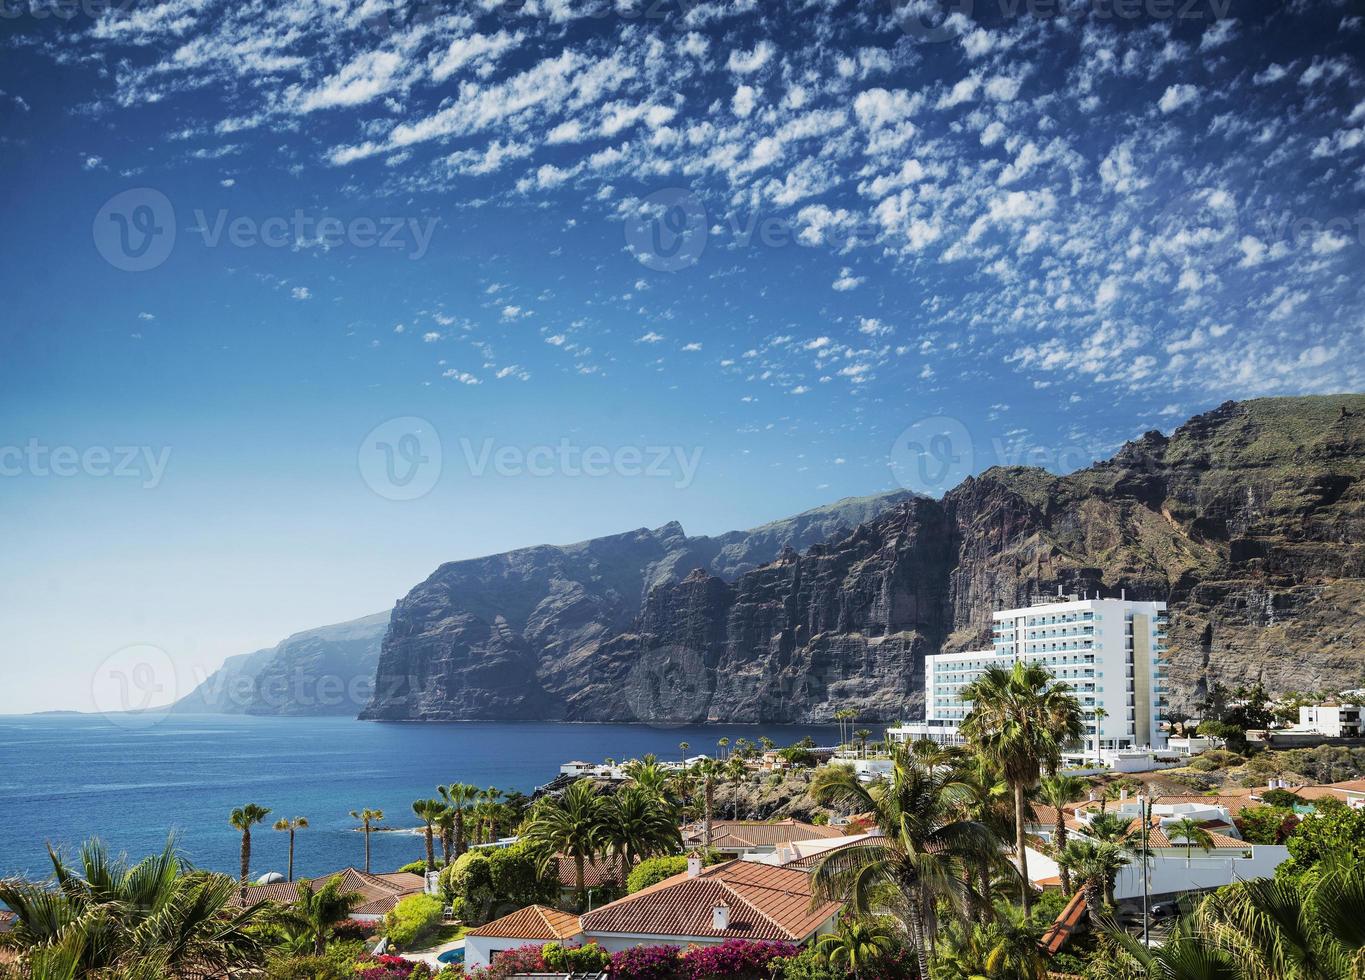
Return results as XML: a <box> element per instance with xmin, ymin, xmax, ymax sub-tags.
<box><xmin>1</xmin><ymin>0</ymin><xmax>1363</xmax><ymax>714</ymax></box>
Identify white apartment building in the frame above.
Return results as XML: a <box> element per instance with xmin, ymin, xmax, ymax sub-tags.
<box><xmin>890</xmin><ymin>593</ymin><xmax>1170</xmax><ymax>761</ymax></box>
<box><xmin>1294</xmin><ymin>702</ymin><xmax>1362</xmax><ymax>738</ymax></box>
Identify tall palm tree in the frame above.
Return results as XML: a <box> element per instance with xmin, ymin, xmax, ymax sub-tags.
<box><xmin>624</xmin><ymin>755</ymin><xmax>674</xmax><ymax>807</ymax></box>
<box><xmin>438</xmin><ymin>783</ymin><xmax>478</xmax><ymax>856</ymax></box>
<box><xmin>855</xmin><ymin>729</ymin><xmax>872</xmax><ymax>758</ymax></box>
<box><xmin>1037</xmin><ymin>774</ymin><xmax>1086</xmax><ymax>895</ymax></box>
<box><xmin>274</xmin><ymin>875</ymin><xmax>364</xmax><ymax>956</ymax></box>
<box><xmin>1086</xmin><ymin>811</ymin><xmax>1134</xmax><ymax>844</ymax></box>
<box><xmin>522</xmin><ymin>779</ymin><xmax>606</xmax><ymax>909</ymax></box>
<box><xmin>604</xmin><ymin>785</ymin><xmax>682</xmax><ymax>881</ymax></box>
<box><xmin>810</xmin><ymin>747</ymin><xmax>998</xmax><ymax>979</ymax></box>
<box><xmin>725</xmin><ymin>755</ymin><xmax>748</xmax><ymax>819</ymax></box>
<box><xmin>678</xmin><ymin>741</ymin><xmax>690</xmax><ymax>765</ymax></box>
<box><xmin>479</xmin><ymin>787</ymin><xmax>505</xmax><ymax>843</ymax></box>
<box><xmin>228</xmin><ymin>803</ymin><xmax>271</xmax><ymax>901</ymax></box>
<box><xmin>759</xmin><ymin>736</ymin><xmax>775</xmax><ymax>753</ymax></box>
<box><xmin>960</xmin><ymin>661</ymin><xmax>1083</xmax><ymax>914</ymax></box>
<box><xmin>272</xmin><ymin>816</ymin><xmax>309</xmax><ymax>882</ymax></box>
<box><xmin>815</xmin><ymin>918</ymin><xmax>897</xmax><ymax>980</ymax></box>
<box><xmin>434</xmin><ymin>808</ymin><xmax>456</xmax><ymax>867</ymax></box>
<box><xmin>0</xmin><ymin>835</ymin><xmax>266</xmax><ymax>977</ymax></box>
<box><xmin>693</xmin><ymin>758</ymin><xmax>724</xmax><ymax>850</ymax></box>
<box><xmin>717</xmin><ymin>737</ymin><xmax>730</xmax><ymax>759</ymax></box>
<box><xmin>349</xmin><ymin>808</ymin><xmax>384</xmax><ymax>873</ymax></box>
<box><xmin>1167</xmin><ymin>817</ymin><xmax>1214</xmax><ymax>863</ymax></box>
<box><xmin>412</xmin><ymin>798</ymin><xmax>445</xmax><ymax>872</ymax></box>
<box><xmin>1060</xmin><ymin>837</ymin><xmax>1128</xmax><ymax>924</ymax></box>
<box><xmin>951</xmin><ymin>756</ymin><xmax>1014</xmax><ymax>920</ymax></box>
<box><xmin>935</xmin><ymin>902</ymin><xmax>1048</xmax><ymax>980</ymax></box>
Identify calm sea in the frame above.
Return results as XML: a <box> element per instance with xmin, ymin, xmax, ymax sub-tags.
<box><xmin>0</xmin><ymin>714</ymin><xmax>838</xmax><ymax>881</ymax></box>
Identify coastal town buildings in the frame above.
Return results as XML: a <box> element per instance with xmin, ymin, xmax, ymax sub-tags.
<box><xmin>890</xmin><ymin>593</ymin><xmax>1169</xmax><ymax>766</ymax></box>
<box><xmin>679</xmin><ymin>819</ymin><xmax>845</xmax><ymax>857</ymax></box>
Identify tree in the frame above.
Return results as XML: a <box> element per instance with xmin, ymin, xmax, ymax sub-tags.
<box><xmin>810</xmin><ymin>747</ymin><xmax>997</xmax><ymax>979</ymax></box>
<box><xmin>717</xmin><ymin>737</ymin><xmax>730</xmax><ymax>759</ymax></box>
<box><xmin>1092</xmin><ymin>706</ymin><xmax>1109</xmax><ymax>762</ymax></box>
<box><xmin>1037</xmin><ymin>774</ymin><xmax>1086</xmax><ymax>895</ymax></box>
<box><xmin>725</xmin><ymin>755</ymin><xmax>748</xmax><ymax>819</ymax></box>
<box><xmin>604</xmin><ymin>785</ymin><xmax>681</xmax><ymax>880</ymax></box>
<box><xmin>229</xmin><ymin>803</ymin><xmax>271</xmax><ymax>901</ymax></box>
<box><xmin>960</xmin><ymin>661</ymin><xmax>1084</xmax><ymax>914</ymax></box>
<box><xmin>693</xmin><ymin>758</ymin><xmax>724</xmax><ymax>850</ymax></box>
<box><xmin>522</xmin><ymin>778</ymin><xmax>606</xmax><ymax>909</ymax></box>
<box><xmin>273</xmin><ymin>816</ymin><xmax>309</xmax><ymax>882</ymax></box>
<box><xmin>814</xmin><ymin>918</ymin><xmax>897</xmax><ymax>980</ymax></box>
<box><xmin>934</xmin><ymin>902</ymin><xmax>1047</xmax><ymax>980</ymax></box>
<box><xmin>1086</xmin><ymin>811</ymin><xmax>1134</xmax><ymax>844</ymax></box>
<box><xmin>412</xmin><ymin>798</ymin><xmax>445</xmax><ymax>872</ymax></box>
<box><xmin>434</xmin><ymin>808</ymin><xmax>456</xmax><ymax>866</ymax></box>
<box><xmin>678</xmin><ymin>741</ymin><xmax>689</xmax><ymax>764</ymax></box>
<box><xmin>1059</xmin><ymin>838</ymin><xmax>1127</xmax><ymax>925</ymax></box>
<box><xmin>623</xmin><ymin>755</ymin><xmax>674</xmax><ymax>807</ymax></box>
<box><xmin>0</xmin><ymin>835</ymin><xmax>266</xmax><ymax>978</ymax></box>
<box><xmin>759</xmin><ymin>736</ymin><xmax>775</xmax><ymax>752</ymax></box>
<box><xmin>438</xmin><ymin>783</ymin><xmax>479</xmax><ymax>857</ymax></box>
<box><xmin>1167</xmin><ymin>817</ymin><xmax>1214</xmax><ymax>862</ymax></box>
<box><xmin>855</xmin><ymin>729</ymin><xmax>872</xmax><ymax>758</ymax></box>
<box><xmin>349</xmin><ymin>808</ymin><xmax>384</xmax><ymax>873</ymax></box>
<box><xmin>276</xmin><ymin>875</ymin><xmax>363</xmax><ymax>955</ymax></box>
<box><xmin>1237</xmin><ymin>806</ymin><xmax>1298</xmax><ymax>845</ymax></box>
<box><xmin>1282</xmin><ymin>797</ymin><xmax>1365</xmax><ymax>881</ymax></box>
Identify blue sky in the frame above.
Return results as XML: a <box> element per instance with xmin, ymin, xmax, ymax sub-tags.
<box><xmin>2</xmin><ymin>0</ymin><xmax>1363</xmax><ymax>712</ymax></box>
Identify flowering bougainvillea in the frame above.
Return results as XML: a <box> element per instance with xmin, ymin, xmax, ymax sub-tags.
<box><xmin>609</xmin><ymin>944</ymin><xmax>684</xmax><ymax>980</ymax></box>
<box><xmin>680</xmin><ymin>939</ymin><xmax>801</xmax><ymax>980</ymax></box>
<box><xmin>464</xmin><ymin>944</ymin><xmax>548</xmax><ymax>980</ymax></box>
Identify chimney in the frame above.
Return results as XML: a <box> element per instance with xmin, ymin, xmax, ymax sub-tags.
<box><xmin>687</xmin><ymin>855</ymin><xmax>703</xmax><ymax>878</ymax></box>
<box><xmin>1121</xmin><ymin>588</ymin><xmax>1126</xmax><ymax>600</ymax></box>
<box><xmin>712</xmin><ymin>904</ymin><xmax>731</xmax><ymax>930</ymax></box>
<box><xmin>1120</xmin><ymin>789</ymin><xmax>1129</xmax><ymax>802</ymax></box>
<box><xmin>777</xmin><ymin>845</ymin><xmax>794</xmax><ymax>864</ymax></box>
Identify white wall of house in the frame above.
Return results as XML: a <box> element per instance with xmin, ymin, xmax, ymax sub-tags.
<box><xmin>1112</xmin><ymin>846</ymin><xmax>1290</xmax><ymax>901</ymax></box>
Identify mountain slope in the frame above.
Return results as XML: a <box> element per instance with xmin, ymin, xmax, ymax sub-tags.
<box><xmin>365</xmin><ymin>395</ymin><xmax>1365</xmax><ymax>722</ymax></box>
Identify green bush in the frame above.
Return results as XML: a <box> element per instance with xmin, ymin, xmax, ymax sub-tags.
<box><xmin>543</xmin><ymin>942</ymin><xmax>611</xmax><ymax>973</ymax></box>
<box><xmin>774</xmin><ymin>947</ymin><xmax>836</xmax><ymax>980</ymax></box>
<box><xmin>385</xmin><ymin>893</ymin><xmax>445</xmax><ymax>949</ymax></box>
<box><xmin>1282</xmin><ymin>798</ymin><xmax>1365</xmax><ymax>881</ymax></box>
<box><xmin>628</xmin><ymin>856</ymin><xmax>689</xmax><ymax>893</ymax></box>
<box><xmin>1261</xmin><ymin>788</ymin><xmax>1303</xmax><ymax>808</ymax></box>
<box><xmin>397</xmin><ymin>860</ymin><xmax>429</xmax><ymax>875</ymax></box>
<box><xmin>265</xmin><ymin>957</ymin><xmax>352</xmax><ymax>980</ymax></box>
<box><xmin>1237</xmin><ymin>806</ymin><xmax>1298</xmax><ymax>845</ymax></box>
<box><xmin>439</xmin><ymin>842</ymin><xmax>556</xmax><ymax>924</ymax></box>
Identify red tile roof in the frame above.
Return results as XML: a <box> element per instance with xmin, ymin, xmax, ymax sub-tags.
<box><xmin>580</xmin><ymin>859</ymin><xmax>840</xmax><ymax>942</ymax></box>
<box><xmin>468</xmin><ymin>905</ymin><xmax>583</xmax><ymax>941</ymax></box>
<box><xmin>682</xmin><ymin>820</ymin><xmax>845</xmax><ymax>850</ymax></box>
<box><xmin>233</xmin><ymin>868</ymin><xmax>426</xmax><ymax>917</ymax></box>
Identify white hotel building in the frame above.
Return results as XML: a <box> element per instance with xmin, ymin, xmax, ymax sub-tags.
<box><xmin>890</xmin><ymin>594</ymin><xmax>1170</xmax><ymax>762</ymax></box>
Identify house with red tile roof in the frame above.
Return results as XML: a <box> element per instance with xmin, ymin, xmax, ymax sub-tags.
<box><xmin>230</xmin><ymin>868</ymin><xmax>427</xmax><ymax>922</ymax></box>
<box><xmin>462</xmin><ymin>857</ymin><xmax>843</xmax><ymax>966</ymax></box>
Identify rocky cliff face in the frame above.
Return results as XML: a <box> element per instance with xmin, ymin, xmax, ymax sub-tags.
<box><xmin>364</xmin><ymin>395</ymin><xmax>1365</xmax><ymax>722</ymax></box>
<box><xmin>174</xmin><ymin>612</ymin><xmax>389</xmax><ymax>715</ymax></box>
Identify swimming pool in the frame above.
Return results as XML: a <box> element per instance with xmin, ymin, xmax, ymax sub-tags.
<box><xmin>437</xmin><ymin>947</ymin><xmax>465</xmax><ymax>965</ymax></box>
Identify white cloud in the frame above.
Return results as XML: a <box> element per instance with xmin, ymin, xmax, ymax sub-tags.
<box><xmin>1158</xmin><ymin>84</ymin><xmax>1199</xmax><ymax>113</ymax></box>
<box><xmin>832</xmin><ymin>267</ymin><xmax>864</xmax><ymax>291</ymax></box>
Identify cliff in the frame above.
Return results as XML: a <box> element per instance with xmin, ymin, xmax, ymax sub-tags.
<box><xmin>362</xmin><ymin>395</ymin><xmax>1365</xmax><ymax>723</ymax></box>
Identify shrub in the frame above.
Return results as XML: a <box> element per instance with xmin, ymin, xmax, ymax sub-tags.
<box><xmin>680</xmin><ymin>939</ymin><xmax>799</xmax><ymax>980</ymax></box>
<box><xmin>543</xmin><ymin>942</ymin><xmax>611</xmax><ymax>973</ymax></box>
<box><xmin>332</xmin><ymin>920</ymin><xmax>375</xmax><ymax>942</ymax></box>
<box><xmin>385</xmin><ymin>894</ymin><xmax>445</xmax><ymax>949</ymax></box>
<box><xmin>465</xmin><ymin>944</ymin><xmax>546</xmax><ymax>980</ymax></box>
<box><xmin>1261</xmin><ymin>788</ymin><xmax>1304</xmax><ymax>808</ymax></box>
<box><xmin>610</xmin><ymin>944</ymin><xmax>684</xmax><ymax>980</ymax></box>
<box><xmin>265</xmin><ymin>956</ymin><xmax>353</xmax><ymax>980</ymax></box>
<box><xmin>628</xmin><ymin>856</ymin><xmax>689</xmax><ymax>893</ymax></box>
<box><xmin>397</xmin><ymin>860</ymin><xmax>430</xmax><ymax>875</ymax></box>
<box><xmin>356</xmin><ymin>954</ymin><xmax>416</xmax><ymax>980</ymax></box>
<box><xmin>1282</xmin><ymin>797</ymin><xmax>1365</xmax><ymax>881</ymax></box>
<box><xmin>1237</xmin><ymin>805</ymin><xmax>1299</xmax><ymax>845</ymax></box>
<box><xmin>772</xmin><ymin>949</ymin><xmax>834</xmax><ymax>980</ymax></box>
<box><xmin>440</xmin><ymin>843</ymin><xmax>556</xmax><ymax>924</ymax></box>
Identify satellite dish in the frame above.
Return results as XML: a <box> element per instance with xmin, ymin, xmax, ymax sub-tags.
<box><xmin>256</xmin><ymin>872</ymin><xmax>286</xmax><ymax>885</ymax></box>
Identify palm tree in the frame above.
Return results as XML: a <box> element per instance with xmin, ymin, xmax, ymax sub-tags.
<box><xmin>678</xmin><ymin>741</ymin><xmax>689</xmax><ymax>764</ymax></box>
<box><xmin>624</xmin><ymin>755</ymin><xmax>674</xmax><ymax>807</ymax></box>
<box><xmin>960</xmin><ymin>661</ymin><xmax>1083</xmax><ymax>913</ymax></box>
<box><xmin>0</xmin><ymin>835</ymin><xmax>266</xmax><ymax>977</ymax></box>
<box><xmin>810</xmin><ymin>747</ymin><xmax>998</xmax><ymax>979</ymax></box>
<box><xmin>1092</xmin><ymin>706</ymin><xmax>1109</xmax><ymax>762</ymax></box>
<box><xmin>835</xmin><ymin>707</ymin><xmax>858</xmax><ymax>750</ymax></box>
<box><xmin>1037</xmin><ymin>774</ymin><xmax>1086</xmax><ymax>895</ymax></box>
<box><xmin>951</xmin><ymin>756</ymin><xmax>1014</xmax><ymax>920</ymax></box>
<box><xmin>1060</xmin><ymin>837</ymin><xmax>1128</xmax><ymax>924</ymax></box>
<box><xmin>273</xmin><ymin>816</ymin><xmax>309</xmax><ymax>882</ymax></box>
<box><xmin>349</xmin><ymin>808</ymin><xmax>384</xmax><ymax>873</ymax></box>
<box><xmin>759</xmin><ymin>736</ymin><xmax>775</xmax><ymax>753</ymax></box>
<box><xmin>1090</xmin><ymin>916</ymin><xmax>1242</xmax><ymax>980</ymax></box>
<box><xmin>412</xmin><ymin>798</ymin><xmax>445</xmax><ymax>872</ymax></box>
<box><xmin>1086</xmin><ymin>811</ymin><xmax>1134</xmax><ymax>844</ymax></box>
<box><xmin>478</xmin><ymin>787</ymin><xmax>505</xmax><ymax>844</ymax></box>
<box><xmin>434</xmin><ymin>808</ymin><xmax>456</xmax><ymax>866</ymax></box>
<box><xmin>693</xmin><ymin>758</ymin><xmax>724</xmax><ymax>850</ymax></box>
<box><xmin>604</xmin><ymin>785</ymin><xmax>682</xmax><ymax>881</ymax></box>
<box><xmin>814</xmin><ymin>917</ymin><xmax>897</xmax><ymax>980</ymax></box>
<box><xmin>934</xmin><ymin>902</ymin><xmax>1047</xmax><ymax>980</ymax></box>
<box><xmin>275</xmin><ymin>875</ymin><xmax>364</xmax><ymax>955</ymax></box>
<box><xmin>1167</xmin><ymin>817</ymin><xmax>1214</xmax><ymax>863</ymax></box>
<box><xmin>522</xmin><ymin>779</ymin><xmax>606</xmax><ymax>909</ymax></box>
<box><xmin>717</xmin><ymin>737</ymin><xmax>730</xmax><ymax>759</ymax></box>
<box><xmin>438</xmin><ymin>783</ymin><xmax>478</xmax><ymax>856</ymax></box>
<box><xmin>229</xmin><ymin>803</ymin><xmax>271</xmax><ymax>900</ymax></box>
<box><xmin>725</xmin><ymin>755</ymin><xmax>748</xmax><ymax>819</ymax></box>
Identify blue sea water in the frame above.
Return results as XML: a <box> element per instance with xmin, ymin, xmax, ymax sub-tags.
<box><xmin>0</xmin><ymin>714</ymin><xmax>838</xmax><ymax>881</ymax></box>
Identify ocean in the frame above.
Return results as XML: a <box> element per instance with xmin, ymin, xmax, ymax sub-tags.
<box><xmin>0</xmin><ymin>714</ymin><xmax>839</xmax><ymax>881</ymax></box>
